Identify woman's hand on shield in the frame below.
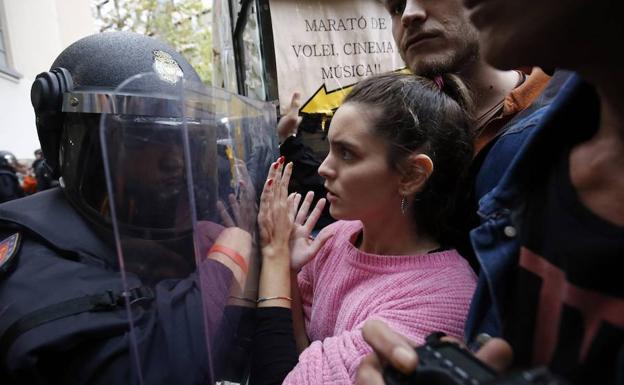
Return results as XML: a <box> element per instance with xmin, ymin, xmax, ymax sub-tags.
<box><xmin>257</xmin><ymin>157</ymin><xmax>296</xmax><ymax>308</ymax></box>
<box><xmin>258</xmin><ymin>157</ymin><xmax>295</xmax><ymax>262</ymax></box>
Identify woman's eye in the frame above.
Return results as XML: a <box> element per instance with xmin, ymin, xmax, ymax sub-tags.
<box><xmin>340</xmin><ymin>149</ymin><xmax>354</xmax><ymax>161</ymax></box>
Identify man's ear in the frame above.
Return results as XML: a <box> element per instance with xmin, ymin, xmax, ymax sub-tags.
<box><xmin>398</xmin><ymin>153</ymin><xmax>433</xmax><ymax>196</ymax></box>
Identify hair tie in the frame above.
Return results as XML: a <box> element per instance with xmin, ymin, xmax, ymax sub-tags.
<box><xmin>433</xmin><ymin>75</ymin><xmax>444</xmax><ymax>90</ymax></box>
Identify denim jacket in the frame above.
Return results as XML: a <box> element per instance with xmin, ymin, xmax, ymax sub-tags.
<box><xmin>464</xmin><ymin>72</ymin><xmax>589</xmax><ymax>343</ymax></box>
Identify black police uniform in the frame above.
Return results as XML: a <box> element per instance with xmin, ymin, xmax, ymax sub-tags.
<box><xmin>0</xmin><ymin>169</ymin><xmax>23</xmax><ymax>203</ymax></box>
<box><xmin>0</xmin><ymin>188</ymin><xmax>234</xmax><ymax>385</ymax></box>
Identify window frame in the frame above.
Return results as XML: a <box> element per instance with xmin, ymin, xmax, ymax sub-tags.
<box><xmin>0</xmin><ymin>0</ymin><xmax>22</xmax><ymax>80</ymax></box>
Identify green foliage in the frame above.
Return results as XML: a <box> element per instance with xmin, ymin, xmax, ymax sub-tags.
<box><xmin>94</xmin><ymin>0</ymin><xmax>212</xmax><ymax>84</ymax></box>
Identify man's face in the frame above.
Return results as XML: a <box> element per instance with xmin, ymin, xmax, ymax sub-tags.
<box><xmin>462</xmin><ymin>0</ymin><xmax>612</xmax><ymax>71</ymax></box>
<box><xmin>383</xmin><ymin>0</ymin><xmax>480</xmax><ymax>76</ymax></box>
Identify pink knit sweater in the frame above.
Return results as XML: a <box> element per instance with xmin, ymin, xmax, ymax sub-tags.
<box><xmin>283</xmin><ymin>220</ymin><xmax>477</xmax><ymax>385</ymax></box>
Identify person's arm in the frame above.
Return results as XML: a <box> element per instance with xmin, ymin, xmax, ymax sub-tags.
<box><xmin>251</xmin><ymin>307</ymin><xmax>299</xmax><ymax>385</ymax></box>
<box><xmin>277</xmin><ymin>92</ymin><xmax>303</xmax><ymax>145</ymax></box>
<box><xmin>290</xmin><ymin>270</ymin><xmax>310</xmax><ymax>352</ymax></box>
<box><xmin>251</xmin><ymin>159</ymin><xmax>334</xmax><ymax>384</ymax></box>
<box><xmin>282</xmin><ymin>309</ymin><xmax>464</xmax><ymax>385</ymax></box>
<box><xmin>282</xmin><ymin>261</ymin><xmax>480</xmax><ymax>385</ymax></box>
<box><xmin>287</xmin><ymin>191</ymin><xmax>334</xmax><ymax>352</ymax></box>
<box><xmin>205</xmin><ymin>227</ymin><xmax>252</xmax><ymax>296</ymax></box>
<box><xmin>251</xmin><ymin>245</ymin><xmax>298</xmax><ymax>385</ymax></box>
<box><xmin>258</xmin><ymin>245</ymin><xmax>291</xmax><ymax>308</ymax></box>
<box><xmin>250</xmin><ymin>159</ymin><xmax>299</xmax><ymax>385</ymax></box>
<box><xmin>277</xmin><ymin>93</ymin><xmax>328</xmax><ymax>223</ymax></box>
<box><xmin>251</xmin><ymin>240</ymin><xmax>297</xmax><ymax>385</ymax></box>
<box><xmin>257</xmin><ymin>158</ymin><xmax>296</xmax><ymax>309</ymax></box>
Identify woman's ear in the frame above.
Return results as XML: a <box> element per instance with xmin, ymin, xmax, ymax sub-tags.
<box><xmin>398</xmin><ymin>153</ymin><xmax>433</xmax><ymax>196</ymax></box>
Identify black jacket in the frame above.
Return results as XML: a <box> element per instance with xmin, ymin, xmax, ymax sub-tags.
<box><xmin>0</xmin><ymin>170</ymin><xmax>23</xmax><ymax>203</ymax></box>
<box><xmin>0</xmin><ymin>189</ymin><xmax>238</xmax><ymax>385</ymax></box>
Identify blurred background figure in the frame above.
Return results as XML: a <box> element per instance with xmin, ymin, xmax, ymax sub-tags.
<box><xmin>19</xmin><ymin>169</ymin><xmax>37</xmax><ymax>195</ymax></box>
<box><xmin>32</xmin><ymin>148</ymin><xmax>58</xmax><ymax>192</ymax></box>
<box><xmin>31</xmin><ymin>149</ymin><xmax>44</xmax><ymax>173</ymax></box>
<box><xmin>0</xmin><ymin>151</ymin><xmax>25</xmax><ymax>203</ymax></box>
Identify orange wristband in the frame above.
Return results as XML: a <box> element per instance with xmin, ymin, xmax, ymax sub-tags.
<box><xmin>208</xmin><ymin>244</ymin><xmax>248</xmax><ymax>274</ymax></box>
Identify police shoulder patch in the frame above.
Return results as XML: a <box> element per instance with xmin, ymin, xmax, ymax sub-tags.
<box><xmin>0</xmin><ymin>232</ymin><xmax>21</xmax><ymax>276</ymax></box>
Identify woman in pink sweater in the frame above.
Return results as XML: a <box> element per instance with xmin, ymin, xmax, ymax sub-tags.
<box><xmin>254</xmin><ymin>73</ymin><xmax>477</xmax><ymax>385</ymax></box>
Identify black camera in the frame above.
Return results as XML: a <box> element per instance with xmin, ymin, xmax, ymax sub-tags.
<box><xmin>383</xmin><ymin>332</ymin><xmax>571</xmax><ymax>385</ymax></box>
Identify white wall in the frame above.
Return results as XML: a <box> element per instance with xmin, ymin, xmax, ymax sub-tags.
<box><xmin>0</xmin><ymin>0</ymin><xmax>95</xmax><ymax>159</ymax></box>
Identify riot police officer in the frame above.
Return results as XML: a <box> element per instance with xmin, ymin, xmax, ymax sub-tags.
<box><xmin>0</xmin><ymin>32</ymin><xmax>275</xmax><ymax>385</ymax></box>
<box><xmin>32</xmin><ymin>148</ymin><xmax>57</xmax><ymax>191</ymax></box>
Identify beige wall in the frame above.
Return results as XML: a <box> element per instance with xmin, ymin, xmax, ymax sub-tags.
<box><xmin>0</xmin><ymin>0</ymin><xmax>95</xmax><ymax>159</ymax></box>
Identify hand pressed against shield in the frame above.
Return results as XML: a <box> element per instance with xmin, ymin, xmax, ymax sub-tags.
<box><xmin>258</xmin><ymin>157</ymin><xmax>295</xmax><ymax>255</ymax></box>
<box><xmin>258</xmin><ymin>157</ymin><xmax>332</xmax><ymax>270</ymax></box>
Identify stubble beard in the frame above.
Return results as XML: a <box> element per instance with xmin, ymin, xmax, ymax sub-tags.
<box><xmin>404</xmin><ymin>36</ymin><xmax>481</xmax><ymax>79</ymax></box>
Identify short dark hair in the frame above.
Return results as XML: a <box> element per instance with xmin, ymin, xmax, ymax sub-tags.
<box><xmin>343</xmin><ymin>72</ymin><xmax>474</xmax><ymax>244</ymax></box>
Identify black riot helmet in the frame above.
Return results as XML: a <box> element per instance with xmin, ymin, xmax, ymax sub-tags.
<box><xmin>30</xmin><ymin>32</ymin><xmax>210</xmax><ymax>241</ymax></box>
<box><xmin>0</xmin><ymin>151</ymin><xmax>18</xmax><ymax>172</ymax></box>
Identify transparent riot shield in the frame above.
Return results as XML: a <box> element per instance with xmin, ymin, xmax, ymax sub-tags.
<box><xmin>99</xmin><ymin>72</ymin><xmax>277</xmax><ymax>385</ymax></box>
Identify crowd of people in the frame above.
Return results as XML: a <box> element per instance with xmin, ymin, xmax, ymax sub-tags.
<box><xmin>0</xmin><ymin>0</ymin><xmax>622</xmax><ymax>384</ymax></box>
<box><xmin>0</xmin><ymin>149</ymin><xmax>57</xmax><ymax>203</ymax></box>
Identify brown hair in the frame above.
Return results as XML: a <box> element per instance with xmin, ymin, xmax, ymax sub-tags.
<box><xmin>343</xmin><ymin>72</ymin><xmax>474</xmax><ymax>244</ymax></box>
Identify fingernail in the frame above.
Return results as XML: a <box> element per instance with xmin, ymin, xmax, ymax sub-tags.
<box><xmin>279</xmin><ymin>156</ymin><xmax>285</xmax><ymax>164</ymax></box>
<box><xmin>267</xmin><ymin>179</ymin><xmax>273</xmax><ymax>186</ymax></box>
<box><xmin>392</xmin><ymin>346</ymin><xmax>417</xmax><ymax>371</ymax></box>
<box><xmin>273</xmin><ymin>162</ymin><xmax>279</xmax><ymax>170</ymax></box>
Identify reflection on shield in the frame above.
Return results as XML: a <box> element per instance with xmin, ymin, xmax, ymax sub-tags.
<box><xmin>99</xmin><ymin>72</ymin><xmax>278</xmax><ymax>384</ymax></box>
